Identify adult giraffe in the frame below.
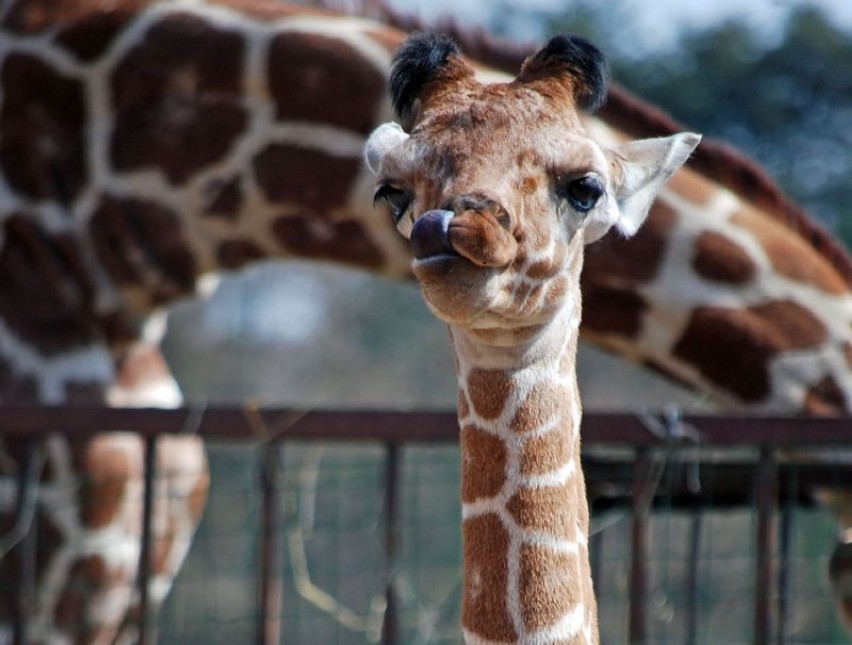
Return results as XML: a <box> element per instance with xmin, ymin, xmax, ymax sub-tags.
<box><xmin>366</xmin><ymin>31</ymin><xmax>699</xmax><ymax>642</ymax></box>
<box><xmin>0</xmin><ymin>0</ymin><xmax>850</xmax><ymax>641</ymax></box>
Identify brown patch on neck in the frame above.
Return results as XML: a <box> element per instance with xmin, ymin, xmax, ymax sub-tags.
<box><xmin>673</xmin><ymin>307</ymin><xmax>774</xmax><ymax>403</ymax></box>
<box><xmin>0</xmin><ymin>216</ymin><xmax>100</xmax><ymax>355</ymax></box>
<box><xmin>672</xmin><ymin>300</ymin><xmax>828</xmax><ymax>405</ymax></box>
<box><xmin>253</xmin><ymin>145</ymin><xmax>360</xmax><ymax>212</ymax></box>
<box><xmin>89</xmin><ymin>195</ymin><xmax>197</xmax><ymax>306</ymax></box>
<box><xmin>462</xmin><ymin>514</ymin><xmax>517</xmax><ymax>642</ymax></box>
<box><xmin>217</xmin><ymin>239</ymin><xmax>266</xmax><ymax>270</ymax></box>
<box><xmin>460</xmin><ymin>425</ymin><xmax>507</xmax><ymax>502</ymax></box>
<box><xmin>0</xmin><ymin>53</ymin><xmax>87</xmax><ymax>202</ymax></box>
<box><xmin>109</xmin><ymin>12</ymin><xmax>247</xmax><ymax>184</ymax></box>
<box><xmin>730</xmin><ymin>209</ymin><xmax>847</xmax><ymax>295</ymax></box>
<box><xmin>584</xmin><ymin>200</ymin><xmax>677</xmax><ymax>287</ymax></box>
<box><xmin>692</xmin><ymin>231</ymin><xmax>757</xmax><ymax>285</ymax></box>
<box><xmin>267</xmin><ymin>30</ymin><xmax>386</xmax><ymax>135</ymax></box>
<box><xmin>202</xmin><ymin>175</ymin><xmax>244</xmax><ymax>220</ymax></box>
<box><xmin>466</xmin><ymin>368</ymin><xmax>514</xmax><ymax>420</ymax></box>
<box><xmin>510</xmin><ymin>380</ymin><xmax>571</xmax><ymax>435</ymax></box>
<box><xmin>506</xmin><ymin>482</ymin><xmax>576</xmax><ymax>539</ymax></box>
<box><xmin>2</xmin><ymin>0</ymin><xmax>149</xmax><ymax>33</ymax></box>
<box><xmin>749</xmin><ymin>300</ymin><xmax>828</xmax><ymax>350</ymax></box>
<box><xmin>271</xmin><ymin>215</ymin><xmax>384</xmax><ymax>270</ymax></box>
<box><xmin>54</xmin><ymin>9</ymin><xmax>134</xmax><ymax>62</ymax></box>
<box><xmin>518</xmin><ymin>544</ymin><xmax>586</xmax><ymax>633</ymax></box>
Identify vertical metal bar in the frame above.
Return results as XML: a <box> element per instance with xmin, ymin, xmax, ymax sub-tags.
<box><xmin>685</xmin><ymin>511</ymin><xmax>702</xmax><ymax>645</ymax></box>
<box><xmin>777</xmin><ymin>502</ymin><xmax>793</xmax><ymax>645</ymax></box>
<box><xmin>629</xmin><ymin>447</ymin><xmax>654</xmax><ymax>645</ymax></box>
<box><xmin>12</xmin><ymin>439</ymin><xmax>38</xmax><ymax>645</ymax></box>
<box><xmin>754</xmin><ymin>446</ymin><xmax>777</xmax><ymax>645</ymax></box>
<box><xmin>590</xmin><ymin>527</ymin><xmax>603</xmax><ymax>599</ymax></box>
<box><xmin>382</xmin><ymin>443</ymin><xmax>400</xmax><ymax>645</ymax></box>
<box><xmin>137</xmin><ymin>435</ymin><xmax>157</xmax><ymax>645</ymax></box>
<box><xmin>257</xmin><ymin>440</ymin><xmax>282</xmax><ymax>645</ymax></box>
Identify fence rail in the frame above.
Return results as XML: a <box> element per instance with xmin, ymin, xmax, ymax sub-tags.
<box><xmin>3</xmin><ymin>405</ymin><xmax>852</xmax><ymax>644</ymax></box>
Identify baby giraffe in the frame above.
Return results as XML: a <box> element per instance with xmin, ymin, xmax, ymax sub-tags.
<box><xmin>366</xmin><ymin>33</ymin><xmax>699</xmax><ymax>644</ymax></box>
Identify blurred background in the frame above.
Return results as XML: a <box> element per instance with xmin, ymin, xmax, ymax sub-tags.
<box><xmin>155</xmin><ymin>1</ymin><xmax>852</xmax><ymax>642</ymax></box>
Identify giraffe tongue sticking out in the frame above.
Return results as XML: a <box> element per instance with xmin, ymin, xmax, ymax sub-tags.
<box><xmin>366</xmin><ymin>33</ymin><xmax>699</xmax><ymax>644</ymax></box>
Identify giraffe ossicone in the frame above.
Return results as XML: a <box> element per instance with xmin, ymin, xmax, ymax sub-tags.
<box><xmin>367</xmin><ymin>33</ymin><xmax>699</xmax><ymax>643</ymax></box>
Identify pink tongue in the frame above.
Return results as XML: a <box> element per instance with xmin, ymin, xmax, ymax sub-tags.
<box><xmin>410</xmin><ymin>209</ymin><xmax>456</xmax><ymax>259</ymax></box>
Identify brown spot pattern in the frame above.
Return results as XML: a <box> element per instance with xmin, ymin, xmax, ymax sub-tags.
<box><xmin>675</xmin><ymin>299</ymin><xmax>830</xmax><ymax>404</ymax></box>
<box><xmin>673</xmin><ymin>307</ymin><xmax>774</xmax><ymax>402</ymax></box>
<box><xmin>462</xmin><ymin>514</ymin><xmax>517</xmax><ymax>642</ymax></box>
<box><xmin>55</xmin><ymin>10</ymin><xmax>130</xmax><ymax>61</ymax></box>
<box><xmin>0</xmin><ymin>216</ymin><xmax>99</xmax><ymax>355</ymax></box>
<box><xmin>0</xmin><ymin>53</ymin><xmax>87</xmax><ymax>201</ymax></box>
<box><xmin>692</xmin><ymin>231</ymin><xmax>756</xmax><ymax>284</ymax></box>
<box><xmin>506</xmin><ymin>483</ymin><xmax>575</xmax><ymax>539</ymax></box>
<box><xmin>580</xmin><ymin>283</ymin><xmax>647</xmax><ymax>339</ymax></box>
<box><xmin>804</xmin><ymin>376</ymin><xmax>848</xmax><ymax>415</ymax></box>
<box><xmin>217</xmin><ymin>239</ymin><xmax>266</xmax><ymax>270</ymax></box>
<box><xmin>518</xmin><ymin>545</ymin><xmax>581</xmax><ymax>632</ymax></box>
<box><xmin>203</xmin><ymin>176</ymin><xmax>243</xmax><ymax>219</ymax></box>
<box><xmin>110</xmin><ymin>12</ymin><xmax>246</xmax><ymax>184</ymax></box>
<box><xmin>253</xmin><ymin>144</ymin><xmax>361</xmax><ymax>212</ymax></box>
<box><xmin>268</xmin><ymin>31</ymin><xmax>385</xmax><ymax>135</ymax></box>
<box><xmin>460</xmin><ymin>425</ymin><xmax>506</xmax><ymax>502</ymax></box>
<box><xmin>271</xmin><ymin>216</ymin><xmax>383</xmax><ymax>269</ymax></box>
<box><xmin>466</xmin><ymin>368</ymin><xmax>513</xmax><ymax>420</ymax></box>
<box><xmin>89</xmin><ymin>195</ymin><xmax>197</xmax><ymax>304</ymax></box>
<box><xmin>521</xmin><ymin>429</ymin><xmax>573</xmax><ymax>476</ymax></box>
<box><xmin>510</xmin><ymin>381</ymin><xmax>571</xmax><ymax>435</ymax></box>
<box><xmin>78</xmin><ymin>437</ymin><xmax>138</xmax><ymax>529</ymax></box>
<box><xmin>749</xmin><ymin>300</ymin><xmax>828</xmax><ymax>350</ymax></box>
<box><xmin>731</xmin><ymin>209</ymin><xmax>847</xmax><ymax>295</ymax></box>
<box><xmin>584</xmin><ymin>201</ymin><xmax>677</xmax><ymax>286</ymax></box>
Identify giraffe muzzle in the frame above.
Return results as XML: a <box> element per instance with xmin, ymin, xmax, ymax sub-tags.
<box><xmin>411</xmin><ymin>209</ymin><xmax>456</xmax><ymax>260</ymax></box>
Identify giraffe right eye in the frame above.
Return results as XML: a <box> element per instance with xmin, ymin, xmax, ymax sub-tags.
<box><xmin>374</xmin><ymin>184</ymin><xmax>413</xmax><ymax>225</ymax></box>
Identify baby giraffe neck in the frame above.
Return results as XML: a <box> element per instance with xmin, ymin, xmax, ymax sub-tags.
<box><xmin>452</xmin><ymin>304</ymin><xmax>598</xmax><ymax>645</ymax></box>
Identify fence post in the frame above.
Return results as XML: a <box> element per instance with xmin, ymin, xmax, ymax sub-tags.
<box><xmin>137</xmin><ymin>435</ymin><xmax>157</xmax><ymax>645</ymax></box>
<box><xmin>12</xmin><ymin>439</ymin><xmax>38</xmax><ymax>645</ymax></box>
<box><xmin>382</xmin><ymin>443</ymin><xmax>401</xmax><ymax>645</ymax></box>
<box><xmin>754</xmin><ymin>446</ymin><xmax>777</xmax><ymax>645</ymax></box>
<box><xmin>257</xmin><ymin>440</ymin><xmax>283</xmax><ymax>645</ymax></box>
<box><xmin>629</xmin><ymin>447</ymin><xmax>655</xmax><ymax>645</ymax></box>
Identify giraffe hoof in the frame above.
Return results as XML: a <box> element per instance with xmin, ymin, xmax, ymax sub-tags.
<box><xmin>411</xmin><ymin>209</ymin><xmax>457</xmax><ymax>260</ymax></box>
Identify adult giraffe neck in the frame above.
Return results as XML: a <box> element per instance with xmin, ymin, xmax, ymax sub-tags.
<box><xmin>452</xmin><ymin>289</ymin><xmax>597</xmax><ymax>644</ymax></box>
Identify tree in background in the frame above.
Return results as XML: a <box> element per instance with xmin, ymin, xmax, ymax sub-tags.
<box><xmin>491</xmin><ymin>3</ymin><xmax>852</xmax><ymax>243</ymax></box>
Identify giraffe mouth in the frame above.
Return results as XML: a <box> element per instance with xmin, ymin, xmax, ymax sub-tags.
<box><xmin>410</xmin><ymin>209</ymin><xmax>459</xmax><ymax>261</ymax></box>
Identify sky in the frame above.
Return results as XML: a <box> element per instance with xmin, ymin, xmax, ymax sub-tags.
<box><xmin>389</xmin><ymin>0</ymin><xmax>852</xmax><ymax>51</ymax></box>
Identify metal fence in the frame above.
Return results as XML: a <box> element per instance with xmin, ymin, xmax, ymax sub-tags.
<box><xmin>2</xmin><ymin>406</ymin><xmax>852</xmax><ymax>644</ymax></box>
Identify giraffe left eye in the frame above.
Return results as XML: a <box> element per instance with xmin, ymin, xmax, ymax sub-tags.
<box><xmin>558</xmin><ymin>175</ymin><xmax>605</xmax><ymax>213</ymax></box>
<box><xmin>374</xmin><ymin>184</ymin><xmax>412</xmax><ymax>225</ymax></box>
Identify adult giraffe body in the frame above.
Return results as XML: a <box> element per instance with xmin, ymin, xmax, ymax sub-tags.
<box><xmin>0</xmin><ymin>0</ymin><xmax>850</xmax><ymax>641</ymax></box>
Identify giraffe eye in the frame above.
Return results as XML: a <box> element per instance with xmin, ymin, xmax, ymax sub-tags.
<box><xmin>558</xmin><ymin>175</ymin><xmax>605</xmax><ymax>213</ymax></box>
<box><xmin>374</xmin><ymin>184</ymin><xmax>412</xmax><ymax>225</ymax></box>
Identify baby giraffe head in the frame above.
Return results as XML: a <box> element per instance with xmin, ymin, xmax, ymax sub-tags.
<box><xmin>366</xmin><ymin>33</ymin><xmax>700</xmax><ymax>342</ymax></box>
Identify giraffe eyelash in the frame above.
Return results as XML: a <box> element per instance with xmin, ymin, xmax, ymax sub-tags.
<box><xmin>374</xmin><ymin>184</ymin><xmax>413</xmax><ymax>224</ymax></box>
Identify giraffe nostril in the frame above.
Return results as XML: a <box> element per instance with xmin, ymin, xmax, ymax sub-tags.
<box><xmin>411</xmin><ymin>209</ymin><xmax>456</xmax><ymax>260</ymax></box>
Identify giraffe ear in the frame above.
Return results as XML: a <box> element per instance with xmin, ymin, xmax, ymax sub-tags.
<box><xmin>364</xmin><ymin>122</ymin><xmax>409</xmax><ymax>174</ymax></box>
<box><xmin>390</xmin><ymin>32</ymin><xmax>472</xmax><ymax>128</ymax></box>
<box><xmin>612</xmin><ymin>132</ymin><xmax>702</xmax><ymax>236</ymax></box>
<box><xmin>516</xmin><ymin>35</ymin><xmax>609</xmax><ymax>112</ymax></box>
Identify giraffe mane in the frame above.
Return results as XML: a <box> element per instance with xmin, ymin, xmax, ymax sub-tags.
<box><xmin>334</xmin><ymin>0</ymin><xmax>852</xmax><ymax>288</ymax></box>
